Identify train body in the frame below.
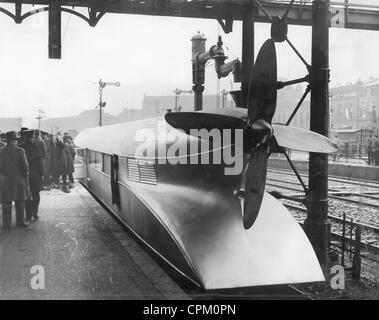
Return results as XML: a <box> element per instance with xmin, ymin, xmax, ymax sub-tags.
<box><xmin>74</xmin><ymin>108</ymin><xmax>324</xmax><ymax>290</ymax></box>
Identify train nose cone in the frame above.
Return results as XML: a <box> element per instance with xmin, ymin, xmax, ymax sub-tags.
<box><xmin>132</xmin><ymin>182</ymin><xmax>324</xmax><ymax>290</ymax></box>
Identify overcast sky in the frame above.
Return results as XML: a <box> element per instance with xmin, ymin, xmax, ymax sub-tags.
<box><xmin>0</xmin><ymin>1</ymin><xmax>379</xmax><ymax>127</ymax></box>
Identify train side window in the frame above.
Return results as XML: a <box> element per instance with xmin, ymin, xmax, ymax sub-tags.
<box><xmin>103</xmin><ymin>154</ymin><xmax>111</xmax><ymax>175</ymax></box>
<box><xmin>118</xmin><ymin>157</ymin><xmax>129</xmax><ymax>185</ymax></box>
<box><xmin>94</xmin><ymin>152</ymin><xmax>102</xmax><ymax>171</ymax></box>
<box><xmin>76</xmin><ymin>148</ymin><xmax>86</xmax><ymax>165</ymax></box>
<box><xmin>88</xmin><ymin>150</ymin><xmax>96</xmax><ymax>166</ymax></box>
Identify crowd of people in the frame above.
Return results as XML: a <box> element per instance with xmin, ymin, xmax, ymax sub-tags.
<box><xmin>0</xmin><ymin>129</ymin><xmax>76</xmax><ymax>229</ymax></box>
<box><xmin>367</xmin><ymin>133</ymin><xmax>379</xmax><ymax>165</ymax></box>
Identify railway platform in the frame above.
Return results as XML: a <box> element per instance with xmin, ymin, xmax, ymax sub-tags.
<box><xmin>0</xmin><ymin>184</ymin><xmax>188</xmax><ymax>300</ymax></box>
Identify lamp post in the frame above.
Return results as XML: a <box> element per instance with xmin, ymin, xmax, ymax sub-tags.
<box><xmin>96</xmin><ymin>79</ymin><xmax>120</xmax><ymax>126</ymax></box>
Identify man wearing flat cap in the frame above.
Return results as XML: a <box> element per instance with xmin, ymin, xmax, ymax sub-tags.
<box><xmin>0</xmin><ymin>131</ymin><xmax>29</xmax><ymax>228</ymax></box>
<box><xmin>20</xmin><ymin>129</ymin><xmax>44</xmax><ymax>221</ymax></box>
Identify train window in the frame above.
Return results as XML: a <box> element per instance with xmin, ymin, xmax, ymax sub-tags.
<box><xmin>118</xmin><ymin>157</ymin><xmax>129</xmax><ymax>185</ymax></box>
<box><xmin>103</xmin><ymin>154</ymin><xmax>111</xmax><ymax>175</ymax></box>
<box><xmin>88</xmin><ymin>150</ymin><xmax>96</xmax><ymax>166</ymax></box>
<box><xmin>94</xmin><ymin>152</ymin><xmax>102</xmax><ymax>171</ymax></box>
<box><xmin>76</xmin><ymin>148</ymin><xmax>86</xmax><ymax>165</ymax></box>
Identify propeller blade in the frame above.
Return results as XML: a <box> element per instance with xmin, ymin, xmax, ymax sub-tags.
<box><xmin>243</xmin><ymin>144</ymin><xmax>269</xmax><ymax>229</ymax></box>
<box><xmin>165</xmin><ymin>110</ymin><xmax>245</xmax><ymax>135</ymax></box>
<box><xmin>247</xmin><ymin>39</ymin><xmax>277</xmax><ymax>124</ymax></box>
<box><xmin>272</xmin><ymin>124</ymin><xmax>338</xmax><ymax>153</ymax></box>
<box><xmin>240</xmin><ymin>39</ymin><xmax>277</xmax><ymax>230</ymax></box>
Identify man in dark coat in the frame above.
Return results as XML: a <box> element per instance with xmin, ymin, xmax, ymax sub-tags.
<box><xmin>42</xmin><ymin>132</ymin><xmax>52</xmax><ymax>188</ymax></box>
<box><xmin>53</xmin><ymin>133</ymin><xmax>69</xmax><ymax>192</ymax></box>
<box><xmin>50</xmin><ymin>134</ymin><xmax>58</xmax><ymax>188</ymax></box>
<box><xmin>0</xmin><ymin>132</ymin><xmax>6</xmax><ymax>148</ymax></box>
<box><xmin>0</xmin><ymin>131</ymin><xmax>29</xmax><ymax>228</ymax></box>
<box><xmin>18</xmin><ymin>127</ymin><xmax>29</xmax><ymax>146</ymax></box>
<box><xmin>64</xmin><ymin>137</ymin><xmax>76</xmax><ymax>188</ymax></box>
<box><xmin>20</xmin><ymin>130</ymin><xmax>44</xmax><ymax>221</ymax></box>
<box><xmin>33</xmin><ymin>130</ymin><xmax>47</xmax><ymax>174</ymax></box>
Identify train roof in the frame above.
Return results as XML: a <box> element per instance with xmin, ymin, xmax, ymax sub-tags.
<box><xmin>74</xmin><ymin>108</ymin><xmax>248</xmax><ymax>157</ymax></box>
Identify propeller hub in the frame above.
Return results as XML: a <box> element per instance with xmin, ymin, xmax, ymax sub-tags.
<box><xmin>234</xmin><ymin>189</ymin><xmax>246</xmax><ymax>200</ymax></box>
<box><xmin>250</xmin><ymin>119</ymin><xmax>273</xmax><ymax>144</ymax></box>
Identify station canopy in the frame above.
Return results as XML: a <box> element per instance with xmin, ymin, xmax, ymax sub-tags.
<box><xmin>0</xmin><ymin>0</ymin><xmax>378</xmax><ymax>31</ymax></box>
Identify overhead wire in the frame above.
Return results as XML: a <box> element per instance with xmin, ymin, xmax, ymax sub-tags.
<box><xmin>62</xmin><ymin>13</ymin><xmax>72</xmax><ymax>45</ymax></box>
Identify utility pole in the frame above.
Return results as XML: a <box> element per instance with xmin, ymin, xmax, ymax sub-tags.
<box><xmin>221</xmin><ymin>89</ymin><xmax>228</xmax><ymax>108</ymax></box>
<box><xmin>35</xmin><ymin>109</ymin><xmax>45</xmax><ymax>131</ymax></box>
<box><xmin>96</xmin><ymin>79</ymin><xmax>120</xmax><ymax>126</ymax></box>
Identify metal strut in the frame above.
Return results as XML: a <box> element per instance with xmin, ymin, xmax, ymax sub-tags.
<box><xmin>0</xmin><ymin>4</ymin><xmax>48</xmax><ymax>23</ymax></box>
<box><xmin>283</xmin><ymin>150</ymin><xmax>308</xmax><ymax>195</ymax></box>
<box><xmin>0</xmin><ymin>4</ymin><xmax>105</xmax><ymax>27</ymax></box>
<box><xmin>286</xmin><ymin>85</ymin><xmax>311</xmax><ymax>125</ymax></box>
<box><xmin>255</xmin><ymin>0</ymin><xmax>273</xmax><ymax>21</ymax></box>
<box><xmin>286</xmin><ymin>37</ymin><xmax>311</xmax><ymax>70</ymax></box>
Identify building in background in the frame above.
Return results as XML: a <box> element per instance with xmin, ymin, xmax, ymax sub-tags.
<box><xmin>40</xmin><ymin>94</ymin><xmax>235</xmax><ymax>134</ymax></box>
<box><xmin>272</xmin><ymin>85</ymin><xmax>310</xmax><ymax>129</ymax></box>
<box><xmin>330</xmin><ymin>78</ymin><xmax>379</xmax><ymax>131</ymax></box>
<box><xmin>0</xmin><ymin>118</ymin><xmax>23</xmax><ymax>133</ymax></box>
<box><xmin>119</xmin><ymin>94</ymin><xmax>234</xmax><ymax>122</ymax></box>
<box><xmin>40</xmin><ymin>110</ymin><xmax>118</xmax><ymax>136</ymax></box>
<box><xmin>272</xmin><ymin>78</ymin><xmax>379</xmax><ymax>135</ymax></box>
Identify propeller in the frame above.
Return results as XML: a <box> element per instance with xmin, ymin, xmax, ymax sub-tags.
<box><xmin>241</xmin><ymin>39</ymin><xmax>277</xmax><ymax>229</ymax></box>
<box><xmin>165</xmin><ymin>39</ymin><xmax>338</xmax><ymax>230</ymax></box>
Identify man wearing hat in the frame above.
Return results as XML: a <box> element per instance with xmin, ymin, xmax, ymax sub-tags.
<box><xmin>18</xmin><ymin>127</ymin><xmax>29</xmax><ymax>146</ymax></box>
<box><xmin>52</xmin><ymin>133</ymin><xmax>69</xmax><ymax>192</ymax></box>
<box><xmin>33</xmin><ymin>130</ymin><xmax>47</xmax><ymax>159</ymax></box>
<box><xmin>0</xmin><ymin>131</ymin><xmax>29</xmax><ymax>228</ymax></box>
<box><xmin>41</xmin><ymin>131</ymin><xmax>52</xmax><ymax>189</ymax></box>
<box><xmin>33</xmin><ymin>130</ymin><xmax>47</xmax><ymax>188</ymax></box>
<box><xmin>20</xmin><ymin>129</ymin><xmax>44</xmax><ymax>221</ymax></box>
<box><xmin>0</xmin><ymin>133</ymin><xmax>5</xmax><ymax>149</ymax></box>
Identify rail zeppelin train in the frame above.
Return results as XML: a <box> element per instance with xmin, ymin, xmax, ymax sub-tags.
<box><xmin>74</xmin><ymin>107</ymin><xmax>326</xmax><ymax>290</ymax></box>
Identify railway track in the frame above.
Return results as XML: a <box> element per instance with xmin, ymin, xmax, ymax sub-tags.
<box><xmin>266</xmin><ymin>168</ymin><xmax>379</xmax><ymax>255</ymax></box>
<box><xmin>282</xmin><ymin>201</ymin><xmax>379</xmax><ymax>254</ymax></box>
<box><xmin>268</xmin><ymin>168</ymin><xmax>379</xmax><ymax>190</ymax></box>
<box><xmin>266</xmin><ymin>179</ymin><xmax>379</xmax><ymax>209</ymax></box>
